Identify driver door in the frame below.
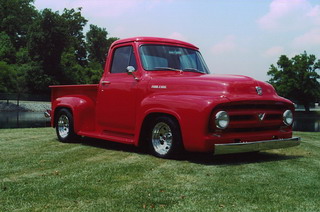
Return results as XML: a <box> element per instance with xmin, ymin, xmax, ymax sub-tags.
<box><xmin>96</xmin><ymin>45</ymin><xmax>138</xmax><ymax>136</ymax></box>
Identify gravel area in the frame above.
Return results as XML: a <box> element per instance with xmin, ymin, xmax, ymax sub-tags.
<box><xmin>0</xmin><ymin>100</ymin><xmax>51</xmax><ymax>112</ymax></box>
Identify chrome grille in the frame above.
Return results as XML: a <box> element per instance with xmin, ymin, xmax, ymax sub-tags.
<box><xmin>213</xmin><ymin>101</ymin><xmax>292</xmax><ymax>133</ymax></box>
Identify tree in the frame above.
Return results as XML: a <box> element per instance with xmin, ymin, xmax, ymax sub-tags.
<box><xmin>61</xmin><ymin>47</ymin><xmax>88</xmax><ymax>84</ymax></box>
<box><xmin>0</xmin><ymin>1</ymin><xmax>119</xmax><ymax>94</ymax></box>
<box><xmin>26</xmin><ymin>8</ymin><xmax>88</xmax><ymax>92</ymax></box>
<box><xmin>0</xmin><ymin>0</ymin><xmax>37</xmax><ymax>94</ymax></box>
<box><xmin>268</xmin><ymin>51</ymin><xmax>320</xmax><ymax>112</ymax></box>
<box><xmin>26</xmin><ymin>9</ymin><xmax>68</xmax><ymax>92</ymax></box>
<box><xmin>0</xmin><ymin>32</ymin><xmax>16</xmax><ymax>63</ymax></box>
<box><xmin>0</xmin><ymin>0</ymin><xmax>37</xmax><ymax>49</ymax></box>
<box><xmin>61</xmin><ymin>8</ymin><xmax>88</xmax><ymax>66</ymax></box>
<box><xmin>85</xmin><ymin>61</ymin><xmax>105</xmax><ymax>84</ymax></box>
<box><xmin>0</xmin><ymin>61</ymin><xmax>18</xmax><ymax>93</ymax></box>
<box><xmin>86</xmin><ymin>24</ymin><xmax>119</xmax><ymax>68</ymax></box>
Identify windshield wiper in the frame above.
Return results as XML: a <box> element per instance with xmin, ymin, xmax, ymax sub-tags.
<box><xmin>154</xmin><ymin>67</ymin><xmax>182</xmax><ymax>72</ymax></box>
<box><xmin>182</xmin><ymin>68</ymin><xmax>204</xmax><ymax>73</ymax></box>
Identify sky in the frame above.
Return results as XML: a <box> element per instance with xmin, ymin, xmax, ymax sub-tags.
<box><xmin>33</xmin><ymin>0</ymin><xmax>320</xmax><ymax>82</ymax></box>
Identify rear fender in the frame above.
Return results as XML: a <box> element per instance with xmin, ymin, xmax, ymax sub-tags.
<box><xmin>52</xmin><ymin>96</ymin><xmax>96</xmax><ymax>133</ymax></box>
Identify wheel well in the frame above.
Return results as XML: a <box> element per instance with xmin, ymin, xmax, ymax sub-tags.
<box><xmin>53</xmin><ymin>107</ymin><xmax>72</xmax><ymax>127</ymax></box>
<box><xmin>138</xmin><ymin>113</ymin><xmax>181</xmax><ymax>148</ymax></box>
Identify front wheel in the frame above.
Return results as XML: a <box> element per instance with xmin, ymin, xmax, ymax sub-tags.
<box><xmin>55</xmin><ymin>108</ymin><xmax>78</xmax><ymax>142</ymax></box>
<box><xmin>148</xmin><ymin>116</ymin><xmax>183</xmax><ymax>158</ymax></box>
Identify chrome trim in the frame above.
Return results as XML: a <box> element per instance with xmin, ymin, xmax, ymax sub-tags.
<box><xmin>101</xmin><ymin>81</ymin><xmax>111</xmax><ymax>85</ymax></box>
<box><xmin>152</xmin><ymin>122</ymin><xmax>173</xmax><ymax>156</ymax></box>
<box><xmin>255</xmin><ymin>86</ymin><xmax>263</xmax><ymax>95</ymax></box>
<box><xmin>215</xmin><ymin>111</ymin><xmax>229</xmax><ymax>129</ymax></box>
<box><xmin>57</xmin><ymin>115</ymin><xmax>70</xmax><ymax>139</ymax></box>
<box><xmin>126</xmin><ymin>66</ymin><xmax>139</xmax><ymax>81</ymax></box>
<box><xmin>258</xmin><ymin>113</ymin><xmax>266</xmax><ymax>121</ymax></box>
<box><xmin>44</xmin><ymin>111</ymin><xmax>51</xmax><ymax>118</ymax></box>
<box><xmin>283</xmin><ymin>110</ymin><xmax>293</xmax><ymax>126</ymax></box>
<box><xmin>214</xmin><ymin>137</ymin><xmax>301</xmax><ymax>155</ymax></box>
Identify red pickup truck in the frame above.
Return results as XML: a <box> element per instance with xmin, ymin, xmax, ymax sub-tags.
<box><xmin>50</xmin><ymin>37</ymin><xmax>300</xmax><ymax>158</ymax></box>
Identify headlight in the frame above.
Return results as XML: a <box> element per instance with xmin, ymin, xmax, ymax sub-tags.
<box><xmin>215</xmin><ymin>111</ymin><xmax>229</xmax><ymax>129</ymax></box>
<box><xmin>283</xmin><ymin>110</ymin><xmax>293</xmax><ymax>126</ymax></box>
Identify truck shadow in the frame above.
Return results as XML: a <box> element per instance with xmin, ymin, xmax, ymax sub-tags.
<box><xmin>79</xmin><ymin>137</ymin><xmax>302</xmax><ymax>165</ymax></box>
<box><xmin>80</xmin><ymin>137</ymin><xmax>142</xmax><ymax>154</ymax></box>
<box><xmin>182</xmin><ymin>152</ymin><xmax>302</xmax><ymax>166</ymax></box>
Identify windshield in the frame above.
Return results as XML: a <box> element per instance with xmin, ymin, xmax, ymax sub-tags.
<box><xmin>139</xmin><ymin>45</ymin><xmax>210</xmax><ymax>74</ymax></box>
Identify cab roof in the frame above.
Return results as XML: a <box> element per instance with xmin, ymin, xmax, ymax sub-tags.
<box><xmin>111</xmin><ymin>37</ymin><xmax>198</xmax><ymax>49</ymax></box>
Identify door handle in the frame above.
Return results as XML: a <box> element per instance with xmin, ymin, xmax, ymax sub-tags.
<box><xmin>101</xmin><ymin>81</ymin><xmax>111</xmax><ymax>85</ymax></box>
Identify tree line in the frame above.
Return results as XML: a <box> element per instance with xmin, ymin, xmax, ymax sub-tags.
<box><xmin>0</xmin><ymin>0</ymin><xmax>118</xmax><ymax>94</ymax></box>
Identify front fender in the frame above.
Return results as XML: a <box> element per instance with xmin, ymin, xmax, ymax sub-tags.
<box><xmin>52</xmin><ymin>96</ymin><xmax>96</xmax><ymax>133</ymax></box>
<box><xmin>136</xmin><ymin>93</ymin><xmax>230</xmax><ymax>151</ymax></box>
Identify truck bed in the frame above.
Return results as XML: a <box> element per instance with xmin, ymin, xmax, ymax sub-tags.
<box><xmin>50</xmin><ymin>84</ymin><xmax>99</xmax><ymax>103</ymax></box>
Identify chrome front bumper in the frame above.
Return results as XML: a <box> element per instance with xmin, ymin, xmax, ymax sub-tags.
<box><xmin>214</xmin><ymin>137</ymin><xmax>301</xmax><ymax>155</ymax></box>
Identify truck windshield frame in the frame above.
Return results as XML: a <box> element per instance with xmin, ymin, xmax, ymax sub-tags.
<box><xmin>139</xmin><ymin>45</ymin><xmax>210</xmax><ymax>74</ymax></box>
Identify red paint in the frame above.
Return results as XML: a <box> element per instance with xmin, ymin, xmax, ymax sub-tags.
<box><xmin>50</xmin><ymin>37</ymin><xmax>295</xmax><ymax>153</ymax></box>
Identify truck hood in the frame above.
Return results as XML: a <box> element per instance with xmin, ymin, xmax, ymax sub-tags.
<box><xmin>147</xmin><ymin>73</ymin><xmax>280</xmax><ymax>101</ymax></box>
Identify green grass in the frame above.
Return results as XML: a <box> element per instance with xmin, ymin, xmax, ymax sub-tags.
<box><xmin>0</xmin><ymin>128</ymin><xmax>319</xmax><ymax>211</ymax></box>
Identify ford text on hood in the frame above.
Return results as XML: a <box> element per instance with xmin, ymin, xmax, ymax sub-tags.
<box><xmin>49</xmin><ymin>37</ymin><xmax>300</xmax><ymax>158</ymax></box>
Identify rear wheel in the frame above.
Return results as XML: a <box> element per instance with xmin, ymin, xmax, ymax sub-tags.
<box><xmin>55</xmin><ymin>108</ymin><xmax>78</xmax><ymax>142</ymax></box>
<box><xmin>148</xmin><ymin>116</ymin><xmax>183</xmax><ymax>158</ymax></box>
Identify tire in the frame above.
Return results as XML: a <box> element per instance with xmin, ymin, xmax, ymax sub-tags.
<box><xmin>55</xmin><ymin>108</ymin><xmax>78</xmax><ymax>143</ymax></box>
<box><xmin>148</xmin><ymin>116</ymin><xmax>183</xmax><ymax>158</ymax></box>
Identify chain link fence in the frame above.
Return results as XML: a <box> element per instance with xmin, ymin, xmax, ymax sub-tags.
<box><xmin>0</xmin><ymin>93</ymin><xmax>50</xmax><ymax>105</ymax></box>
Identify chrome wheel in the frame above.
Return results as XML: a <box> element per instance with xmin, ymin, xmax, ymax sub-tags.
<box><xmin>55</xmin><ymin>108</ymin><xmax>78</xmax><ymax>143</ymax></box>
<box><xmin>57</xmin><ymin>115</ymin><xmax>70</xmax><ymax>139</ymax></box>
<box><xmin>152</xmin><ymin>122</ymin><xmax>173</xmax><ymax>156</ymax></box>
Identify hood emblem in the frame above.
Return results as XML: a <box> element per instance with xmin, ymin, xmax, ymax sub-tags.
<box><xmin>258</xmin><ymin>113</ymin><xmax>266</xmax><ymax>121</ymax></box>
<box><xmin>256</xmin><ymin>86</ymin><xmax>263</xmax><ymax>96</ymax></box>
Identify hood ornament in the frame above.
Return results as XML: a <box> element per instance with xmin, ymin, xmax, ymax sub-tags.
<box><xmin>256</xmin><ymin>86</ymin><xmax>263</xmax><ymax>96</ymax></box>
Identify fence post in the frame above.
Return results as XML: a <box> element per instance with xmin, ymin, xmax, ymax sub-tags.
<box><xmin>17</xmin><ymin>93</ymin><xmax>20</xmax><ymax>106</ymax></box>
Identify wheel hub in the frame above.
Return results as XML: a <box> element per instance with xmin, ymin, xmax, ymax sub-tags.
<box><xmin>152</xmin><ymin>122</ymin><xmax>173</xmax><ymax>155</ymax></box>
<box><xmin>58</xmin><ymin>115</ymin><xmax>69</xmax><ymax>139</ymax></box>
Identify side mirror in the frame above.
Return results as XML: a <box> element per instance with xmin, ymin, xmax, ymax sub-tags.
<box><xmin>126</xmin><ymin>66</ymin><xmax>139</xmax><ymax>81</ymax></box>
<box><xmin>126</xmin><ymin>66</ymin><xmax>136</xmax><ymax>74</ymax></box>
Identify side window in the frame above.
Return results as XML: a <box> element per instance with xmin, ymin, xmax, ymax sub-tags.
<box><xmin>110</xmin><ymin>46</ymin><xmax>137</xmax><ymax>74</ymax></box>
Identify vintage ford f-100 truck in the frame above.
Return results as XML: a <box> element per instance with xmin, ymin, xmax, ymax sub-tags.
<box><xmin>50</xmin><ymin>37</ymin><xmax>300</xmax><ymax>158</ymax></box>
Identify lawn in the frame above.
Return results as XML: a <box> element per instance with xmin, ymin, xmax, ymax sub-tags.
<box><xmin>0</xmin><ymin>128</ymin><xmax>319</xmax><ymax>211</ymax></box>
